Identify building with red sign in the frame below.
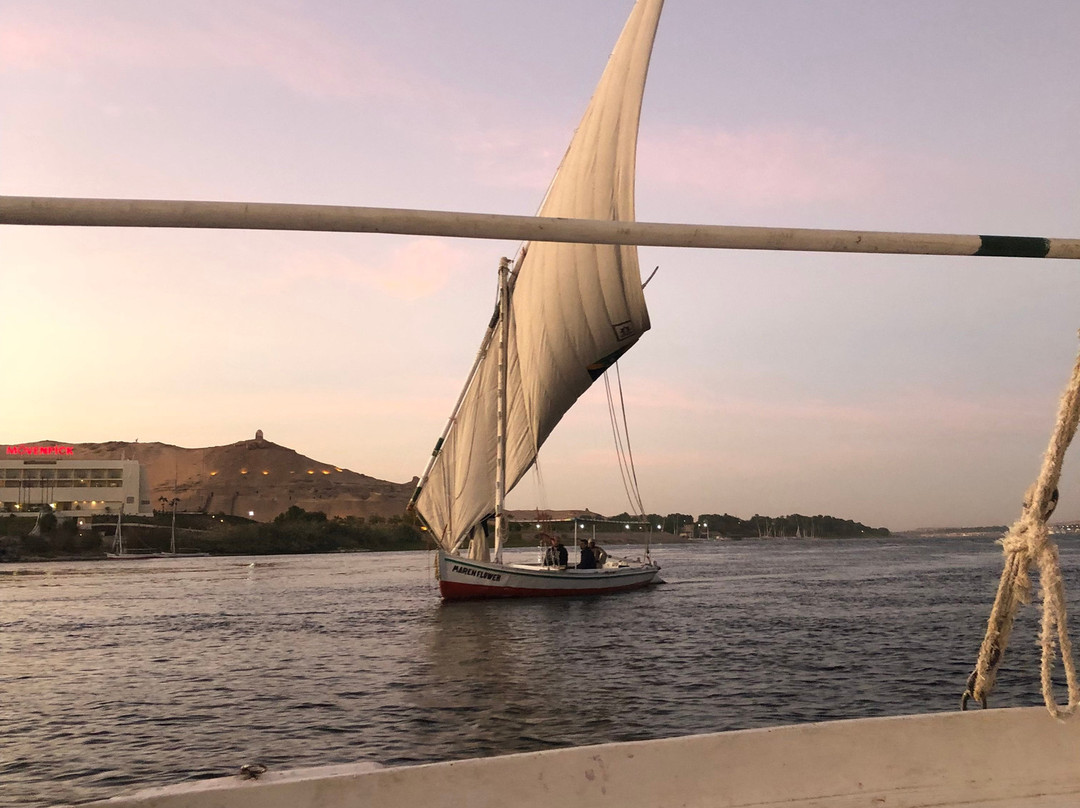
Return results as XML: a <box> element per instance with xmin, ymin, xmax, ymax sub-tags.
<box><xmin>1</xmin><ymin>446</ymin><xmax>149</xmax><ymax>517</ymax></box>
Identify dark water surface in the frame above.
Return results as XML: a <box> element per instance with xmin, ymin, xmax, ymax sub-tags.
<box><xmin>4</xmin><ymin>537</ymin><xmax>1079</xmax><ymax>807</ymax></box>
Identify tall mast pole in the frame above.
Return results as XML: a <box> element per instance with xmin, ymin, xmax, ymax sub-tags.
<box><xmin>493</xmin><ymin>257</ymin><xmax>511</xmax><ymax>564</ymax></box>
<box><xmin>170</xmin><ymin>498</ymin><xmax>178</xmax><ymax>554</ymax></box>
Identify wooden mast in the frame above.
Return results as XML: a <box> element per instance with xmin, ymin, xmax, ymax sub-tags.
<box><xmin>493</xmin><ymin>258</ymin><xmax>511</xmax><ymax>564</ymax></box>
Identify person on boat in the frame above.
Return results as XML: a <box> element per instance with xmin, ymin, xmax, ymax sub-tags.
<box><xmin>554</xmin><ymin>537</ymin><xmax>568</xmax><ymax>568</ymax></box>
<box><xmin>589</xmin><ymin>539</ymin><xmax>608</xmax><ymax>567</ymax></box>
<box><xmin>541</xmin><ymin>534</ymin><xmax>557</xmax><ymax>566</ymax></box>
<box><xmin>577</xmin><ymin>539</ymin><xmax>596</xmax><ymax>569</ymax></box>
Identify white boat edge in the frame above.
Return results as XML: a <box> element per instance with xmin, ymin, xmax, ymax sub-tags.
<box><xmin>437</xmin><ymin>550</ymin><xmax>662</xmax><ymax>599</ymax></box>
<box><xmin>79</xmin><ymin>707</ymin><xmax>1080</xmax><ymax>807</ymax></box>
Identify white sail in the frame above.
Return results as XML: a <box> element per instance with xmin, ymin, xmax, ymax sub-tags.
<box><xmin>415</xmin><ymin>0</ymin><xmax>663</xmax><ymax>551</ymax></box>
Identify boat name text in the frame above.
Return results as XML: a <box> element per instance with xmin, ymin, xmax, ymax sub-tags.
<box><xmin>451</xmin><ymin>564</ymin><xmax>503</xmax><ymax>582</ymax></box>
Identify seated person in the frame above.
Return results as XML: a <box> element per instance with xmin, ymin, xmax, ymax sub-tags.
<box><xmin>589</xmin><ymin>539</ymin><xmax>608</xmax><ymax>567</ymax></box>
<box><xmin>555</xmin><ymin>538</ymin><xmax>568</xmax><ymax>567</ymax></box>
<box><xmin>577</xmin><ymin>539</ymin><xmax>596</xmax><ymax>569</ymax></box>
<box><xmin>540</xmin><ymin>534</ymin><xmax>557</xmax><ymax>566</ymax></box>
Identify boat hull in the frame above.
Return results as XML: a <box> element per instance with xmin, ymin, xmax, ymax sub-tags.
<box><xmin>437</xmin><ymin>551</ymin><xmax>660</xmax><ymax>600</ymax></box>
<box><xmin>88</xmin><ymin>707</ymin><xmax>1080</xmax><ymax>807</ymax></box>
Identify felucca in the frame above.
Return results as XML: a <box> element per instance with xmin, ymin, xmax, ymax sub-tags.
<box><xmin>405</xmin><ymin>0</ymin><xmax>664</xmax><ymax>600</ymax></box>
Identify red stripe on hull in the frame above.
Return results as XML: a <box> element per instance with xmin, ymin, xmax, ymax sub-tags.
<box><xmin>439</xmin><ymin>577</ymin><xmax>656</xmax><ymax>601</ymax></box>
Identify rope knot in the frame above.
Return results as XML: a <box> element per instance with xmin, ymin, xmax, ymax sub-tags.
<box><xmin>964</xmin><ymin>336</ymin><xmax>1080</xmax><ymax>720</ymax></box>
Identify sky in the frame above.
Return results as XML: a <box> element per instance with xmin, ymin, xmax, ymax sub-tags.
<box><xmin>3</xmin><ymin>0</ymin><xmax>1080</xmax><ymax>530</ymax></box>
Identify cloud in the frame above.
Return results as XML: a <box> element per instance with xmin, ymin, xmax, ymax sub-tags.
<box><xmin>451</xmin><ymin>125</ymin><xmax>569</xmax><ymax>193</ymax></box>
<box><xmin>359</xmin><ymin>240</ymin><xmax>477</xmax><ymax>299</ymax></box>
<box><xmin>627</xmin><ymin>384</ymin><xmax>1046</xmax><ymax>438</ymax></box>
<box><xmin>639</xmin><ymin>125</ymin><xmax>898</xmax><ymax>207</ymax></box>
<box><xmin>445</xmin><ymin>120</ymin><xmax>959</xmax><ymax>209</ymax></box>
<box><xmin>0</xmin><ymin>5</ymin><xmax>427</xmax><ymax>103</ymax></box>
<box><xmin>264</xmin><ymin>239</ymin><xmax>478</xmax><ymax>300</ymax></box>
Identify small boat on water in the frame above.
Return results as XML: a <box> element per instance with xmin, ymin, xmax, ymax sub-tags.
<box><xmin>103</xmin><ymin>508</ymin><xmax>161</xmax><ymax>559</ymax></box>
<box><xmin>435</xmin><ymin>547</ymin><xmax>659</xmax><ymax>600</ymax></box>
<box><xmin>161</xmin><ymin>499</ymin><xmax>210</xmax><ymax>558</ymax></box>
<box><xmin>104</xmin><ymin>504</ymin><xmax>209</xmax><ymax>560</ymax></box>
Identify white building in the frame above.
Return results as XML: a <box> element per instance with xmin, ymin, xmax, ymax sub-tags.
<box><xmin>1</xmin><ymin>447</ymin><xmax>150</xmax><ymax>517</ymax></box>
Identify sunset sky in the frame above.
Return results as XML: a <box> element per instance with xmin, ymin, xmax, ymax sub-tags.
<box><xmin>3</xmin><ymin>0</ymin><xmax>1079</xmax><ymax>530</ymax></box>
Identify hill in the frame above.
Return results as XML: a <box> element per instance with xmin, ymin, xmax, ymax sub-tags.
<box><xmin>67</xmin><ymin>433</ymin><xmax>416</xmax><ymax>522</ymax></box>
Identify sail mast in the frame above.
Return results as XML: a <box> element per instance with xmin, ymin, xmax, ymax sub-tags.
<box><xmin>411</xmin><ymin>0</ymin><xmax>662</xmax><ymax>551</ymax></box>
<box><xmin>493</xmin><ymin>257</ymin><xmax>511</xmax><ymax>563</ymax></box>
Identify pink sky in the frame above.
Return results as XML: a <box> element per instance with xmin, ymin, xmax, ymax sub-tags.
<box><xmin>3</xmin><ymin>0</ymin><xmax>1080</xmax><ymax>529</ymax></box>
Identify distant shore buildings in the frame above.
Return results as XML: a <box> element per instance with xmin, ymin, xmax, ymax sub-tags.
<box><xmin>2</xmin><ymin>444</ymin><xmax>146</xmax><ymax>519</ymax></box>
<box><xmin>2</xmin><ymin>435</ymin><xmax>414</xmax><ymax>522</ymax></box>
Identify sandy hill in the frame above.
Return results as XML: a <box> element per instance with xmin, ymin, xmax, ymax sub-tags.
<box><xmin>61</xmin><ymin>434</ymin><xmax>416</xmax><ymax>521</ymax></box>
<box><xmin>504</xmin><ymin>508</ymin><xmax>609</xmax><ymax>523</ymax></box>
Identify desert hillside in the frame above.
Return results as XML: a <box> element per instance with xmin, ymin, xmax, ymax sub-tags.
<box><xmin>64</xmin><ymin>434</ymin><xmax>416</xmax><ymax>521</ymax></box>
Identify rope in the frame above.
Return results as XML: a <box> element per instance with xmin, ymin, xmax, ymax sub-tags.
<box><xmin>964</xmin><ymin>335</ymin><xmax>1080</xmax><ymax>718</ymax></box>
<box><xmin>614</xmin><ymin>363</ymin><xmax>647</xmax><ymax>518</ymax></box>
<box><xmin>603</xmin><ymin>365</ymin><xmax>647</xmax><ymax>520</ymax></box>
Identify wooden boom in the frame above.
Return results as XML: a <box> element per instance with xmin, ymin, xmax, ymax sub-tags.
<box><xmin>2</xmin><ymin>195</ymin><xmax>1079</xmax><ymax>259</ymax></box>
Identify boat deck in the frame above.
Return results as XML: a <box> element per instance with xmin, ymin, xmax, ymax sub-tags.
<box><xmin>506</xmin><ymin>562</ymin><xmax>632</xmax><ymax>573</ymax></box>
<box><xmin>89</xmin><ymin>707</ymin><xmax>1080</xmax><ymax>808</ymax></box>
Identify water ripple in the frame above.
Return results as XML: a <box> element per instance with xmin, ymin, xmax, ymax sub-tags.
<box><xmin>3</xmin><ymin>538</ymin><xmax>1078</xmax><ymax>807</ymax></box>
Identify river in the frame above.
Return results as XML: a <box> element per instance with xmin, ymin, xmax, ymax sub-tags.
<box><xmin>2</xmin><ymin>537</ymin><xmax>1076</xmax><ymax>807</ymax></box>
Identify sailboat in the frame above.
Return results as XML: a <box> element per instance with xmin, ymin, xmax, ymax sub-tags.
<box><xmin>104</xmin><ymin>509</ymin><xmax>125</xmax><ymax>558</ymax></box>
<box><xmin>103</xmin><ymin>507</ymin><xmax>163</xmax><ymax>559</ymax></box>
<box><xmin>406</xmin><ymin>0</ymin><xmax>663</xmax><ymax>600</ymax></box>
<box><xmin>103</xmin><ymin>503</ymin><xmax>208</xmax><ymax>559</ymax></box>
<box><xmin>162</xmin><ymin>498</ymin><xmax>209</xmax><ymax>558</ymax></box>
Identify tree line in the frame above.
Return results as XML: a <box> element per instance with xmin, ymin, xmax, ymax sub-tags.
<box><xmin>0</xmin><ymin>505</ymin><xmax>888</xmax><ymax>561</ymax></box>
<box><xmin>609</xmin><ymin>512</ymin><xmax>889</xmax><ymax>539</ymax></box>
<box><xmin>0</xmin><ymin>506</ymin><xmax>431</xmax><ymax>561</ymax></box>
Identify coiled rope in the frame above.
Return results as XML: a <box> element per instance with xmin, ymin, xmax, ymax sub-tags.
<box><xmin>963</xmin><ymin>335</ymin><xmax>1080</xmax><ymax>718</ymax></box>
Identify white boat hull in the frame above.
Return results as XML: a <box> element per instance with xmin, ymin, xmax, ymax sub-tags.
<box><xmin>436</xmin><ymin>550</ymin><xmax>661</xmax><ymax>600</ymax></box>
<box><xmin>88</xmin><ymin>707</ymin><xmax>1080</xmax><ymax>807</ymax></box>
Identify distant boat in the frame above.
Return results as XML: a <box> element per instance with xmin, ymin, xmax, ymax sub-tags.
<box><xmin>103</xmin><ymin>504</ymin><xmax>208</xmax><ymax>559</ymax></box>
<box><xmin>407</xmin><ymin>0</ymin><xmax>662</xmax><ymax>601</ymax></box>
<box><xmin>104</xmin><ymin>508</ymin><xmax>164</xmax><ymax>559</ymax></box>
<box><xmin>162</xmin><ymin>499</ymin><xmax>209</xmax><ymax>558</ymax></box>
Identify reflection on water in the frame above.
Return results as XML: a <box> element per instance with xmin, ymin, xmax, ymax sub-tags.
<box><xmin>3</xmin><ymin>538</ymin><xmax>1078</xmax><ymax>807</ymax></box>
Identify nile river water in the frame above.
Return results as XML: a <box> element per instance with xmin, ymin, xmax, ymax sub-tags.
<box><xmin>3</xmin><ymin>537</ymin><xmax>1078</xmax><ymax>807</ymax></box>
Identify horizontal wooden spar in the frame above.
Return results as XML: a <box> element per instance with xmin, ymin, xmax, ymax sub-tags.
<box><xmin>2</xmin><ymin>195</ymin><xmax>1079</xmax><ymax>259</ymax></box>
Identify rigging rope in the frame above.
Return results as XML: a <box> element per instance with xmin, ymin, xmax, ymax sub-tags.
<box><xmin>964</xmin><ymin>335</ymin><xmax>1080</xmax><ymax>718</ymax></box>
<box><xmin>615</xmin><ymin>363</ymin><xmax>646</xmax><ymax>516</ymax></box>
<box><xmin>604</xmin><ymin>365</ymin><xmax>647</xmax><ymax>519</ymax></box>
